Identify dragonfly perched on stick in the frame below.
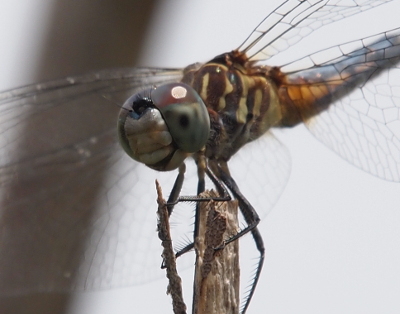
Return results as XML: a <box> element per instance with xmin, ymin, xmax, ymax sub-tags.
<box><xmin>0</xmin><ymin>0</ymin><xmax>399</xmax><ymax>313</ymax></box>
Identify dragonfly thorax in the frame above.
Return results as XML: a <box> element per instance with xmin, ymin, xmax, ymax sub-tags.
<box><xmin>181</xmin><ymin>53</ymin><xmax>282</xmax><ymax>161</ymax></box>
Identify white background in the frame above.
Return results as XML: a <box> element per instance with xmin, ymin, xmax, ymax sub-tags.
<box><xmin>1</xmin><ymin>1</ymin><xmax>400</xmax><ymax>313</ymax></box>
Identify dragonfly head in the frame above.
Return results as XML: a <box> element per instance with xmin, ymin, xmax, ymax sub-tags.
<box><xmin>118</xmin><ymin>83</ymin><xmax>210</xmax><ymax>171</ymax></box>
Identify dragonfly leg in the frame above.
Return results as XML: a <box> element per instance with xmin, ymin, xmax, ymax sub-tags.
<box><xmin>166</xmin><ymin>163</ymin><xmax>186</xmax><ymax>216</ymax></box>
<box><xmin>163</xmin><ymin>159</ymin><xmax>218</xmax><ymax>266</ymax></box>
<box><xmin>213</xmin><ymin>161</ymin><xmax>265</xmax><ymax>314</ymax></box>
<box><xmin>241</xmin><ymin>227</ymin><xmax>265</xmax><ymax>314</ymax></box>
<box><xmin>170</xmin><ymin>154</ymin><xmax>209</xmax><ymax>260</ymax></box>
<box><xmin>216</xmin><ymin>162</ymin><xmax>261</xmax><ymax>244</ymax></box>
<box><xmin>168</xmin><ymin>158</ymin><xmax>264</xmax><ymax>313</ymax></box>
<box><xmin>166</xmin><ymin>154</ymin><xmax>231</xmax><ymax>205</ymax></box>
<box><xmin>161</xmin><ymin>159</ymin><xmax>217</xmax><ymax>267</ymax></box>
<box><xmin>173</xmin><ymin>154</ymin><xmax>231</xmax><ymax>258</ymax></box>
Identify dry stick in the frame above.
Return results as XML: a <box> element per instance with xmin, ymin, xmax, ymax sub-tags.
<box><xmin>156</xmin><ymin>180</ymin><xmax>187</xmax><ymax>314</ymax></box>
<box><xmin>193</xmin><ymin>190</ymin><xmax>240</xmax><ymax>314</ymax></box>
<box><xmin>156</xmin><ymin>182</ymin><xmax>240</xmax><ymax>314</ymax></box>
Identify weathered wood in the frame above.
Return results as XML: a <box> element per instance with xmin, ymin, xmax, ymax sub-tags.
<box><xmin>193</xmin><ymin>191</ymin><xmax>240</xmax><ymax>314</ymax></box>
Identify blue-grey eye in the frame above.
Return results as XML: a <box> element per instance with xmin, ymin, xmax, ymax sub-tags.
<box><xmin>151</xmin><ymin>82</ymin><xmax>210</xmax><ymax>153</ymax></box>
<box><xmin>118</xmin><ymin>83</ymin><xmax>210</xmax><ymax>171</ymax></box>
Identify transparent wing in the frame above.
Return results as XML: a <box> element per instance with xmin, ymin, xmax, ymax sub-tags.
<box><xmin>228</xmin><ymin>131</ymin><xmax>291</xmax><ymax>220</ymax></box>
<box><xmin>280</xmin><ymin>28</ymin><xmax>400</xmax><ymax>181</ymax></box>
<box><xmin>238</xmin><ymin>0</ymin><xmax>393</xmax><ymax>62</ymax></box>
<box><xmin>0</xmin><ymin>67</ymin><xmax>188</xmax><ymax>294</ymax></box>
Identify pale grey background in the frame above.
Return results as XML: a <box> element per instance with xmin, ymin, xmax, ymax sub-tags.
<box><xmin>0</xmin><ymin>1</ymin><xmax>399</xmax><ymax>313</ymax></box>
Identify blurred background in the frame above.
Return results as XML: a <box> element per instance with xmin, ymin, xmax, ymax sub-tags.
<box><xmin>0</xmin><ymin>1</ymin><xmax>399</xmax><ymax>313</ymax></box>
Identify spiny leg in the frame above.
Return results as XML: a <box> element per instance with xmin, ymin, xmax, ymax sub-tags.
<box><xmin>173</xmin><ymin>154</ymin><xmax>231</xmax><ymax>258</ymax></box>
<box><xmin>161</xmin><ymin>157</ymin><xmax>217</xmax><ymax>265</ymax></box>
<box><xmin>211</xmin><ymin>161</ymin><xmax>265</xmax><ymax>314</ymax></box>
<box><xmin>165</xmin><ymin>157</ymin><xmax>262</xmax><ymax>312</ymax></box>
<box><xmin>162</xmin><ymin>158</ymin><xmax>213</xmax><ymax>265</ymax></box>
<box><xmin>214</xmin><ymin>161</ymin><xmax>261</xmax><ymax>244</ymax></box>
<box><xmin>241</xmin><ymin>227</ymin><xmax>265</xmax><ymax>314</ymax></box>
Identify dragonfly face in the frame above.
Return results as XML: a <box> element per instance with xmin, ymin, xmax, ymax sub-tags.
<box><xmin>118</xmin><ymin>83</ymin><xmax>210</xmax><ymax>171</ymax></box>
<box><xmin>0</xmin><ymin>1</ymin><xmax>399</xmax><ymax>313</ymax></box>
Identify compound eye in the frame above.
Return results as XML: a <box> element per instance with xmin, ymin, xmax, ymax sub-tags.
<box><xmin>151</xmin><ymin>82</ymin><xmax>210</xmax><ymax>153</ymax></box>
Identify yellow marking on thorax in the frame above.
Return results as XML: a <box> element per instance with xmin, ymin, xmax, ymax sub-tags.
<box><xmin>252</xmin><ymin>89</ymin><xmax>263</xmax><ymax>117</ymax></box>
<box><xmin>216</xmin><ymin>66</ymin><xmax>233</xmax><ymax>111</ymax></box>
<box><xmin>219</xmin><ymin>75</ymin><xmax>234</xmax><ymax>111</ymax></box>
<box><xmin>200</xmin><ymin>73</ymin><xmax>209</xmax><ymax>103</ymax></box>
<box><xmin>236</xmin><ymin>75</ymin><xmax>251</xmax><ymax>124</ymax></box>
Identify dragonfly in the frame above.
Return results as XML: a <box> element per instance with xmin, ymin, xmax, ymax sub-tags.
<box><xmin>0</xmin><ymin>0</ymin><xmax>399</xmax><ymax>313</ymax></box>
